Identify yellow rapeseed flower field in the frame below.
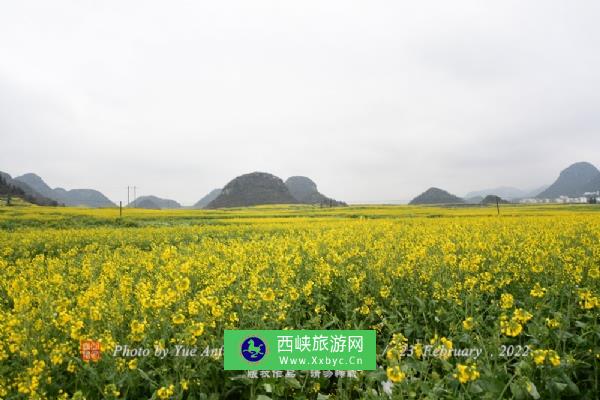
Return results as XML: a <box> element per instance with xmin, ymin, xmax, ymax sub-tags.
<box><xmin>0</xmin><ymin>204</ymin><xmax>599</xmax><ymax>398</ymax></box>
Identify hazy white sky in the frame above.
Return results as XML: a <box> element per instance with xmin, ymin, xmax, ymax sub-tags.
<box><xmin>1</xmin><ymin>1</ymin><xmax>599</xmax><ymax>204</ymax></box>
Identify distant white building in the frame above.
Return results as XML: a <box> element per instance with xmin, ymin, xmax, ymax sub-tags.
<box><xmin>519</xmin><ymin>198</ymin><xmax>539</xmax><ymax>204</ymax></box>
<box><xmin>554</xmin><ymin>195</ymin><xmax>587</xmax><ymax>203</ymax></box>
<box><xmin>584</xmin><ymin>191</ymin><xmax>600</xmax><ymax>203</ymax></box>
<box><xmin>519</xmin><ymin>195</ymin><xmax>596</xmax><ymax>204</ymax></box>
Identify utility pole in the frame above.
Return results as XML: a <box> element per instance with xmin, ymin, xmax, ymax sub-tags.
<box><xmin>127</xmin><ymin>186</ymin><xmax>130</xmax><ymax>206</ymax></box>
<box><xmin>133</xmin><ymin>186</ymin><xmax>137</xmax><ymax>206</ymax></box>
<box><xmin>496</xmin><ymin>197</ymin><xmax>500</xmax><ymax>215</ymax></box>
<box><xmin>119</xmin><ymin>201</ymin><xmax>122</xmax><ymax>217</ymax></box>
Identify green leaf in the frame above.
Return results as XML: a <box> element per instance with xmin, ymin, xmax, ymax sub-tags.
<box><xmin>440</xmin><ymin>359</ymin><xmax>453</xmax><ymax>371</ymax></box>
<box><xmin>525</xmin><ymin>380</ymin><xmax>540</xmax><ymax>400</ymax></box>
<box><xmin>510</xmin><ymin>382</ymin><xmax>527</xmax><ymax>400</ymax></box>
<box><xmin>414</xmin><ymin>297</ymin><xmax>426</xmax><ymax>311</ymax></box>
<box><xmin>469</xmin><ymin>382</ymin><xmax>484</xmax><ymax>394</ymax></box>
<box><xmin>136</xmin><ymin>368</ymin><xmax>158</xmax><ymax>386</ymax></box>
<box><xmin>365</xmin><ymin>370</ymin><xmax>387</xmax><ymax>382</ymax></box>
<box><xmin>560</xmin><ymin>373</ymin><xmax>580</xmax><ymax>395</ymax></box>
<box><xmin>557</xmin><ymin>331</ymin><xmax>574</xmax><ymax>340</ymax></box>
<box><xmin>256</xmin><ymin>395</ymin><xmax>272</xmax><ymax>400</ymax></box>
<box><xmin>324</xmin><ymin>318</ymin><xmax>338</xmax><ymax>328</ymax></box>
<box><xmin>478</xmin><ymin>377</ymin><xmax>505</xmax><ymax>396</ymax></box>
<box><xmin>285</xmin><ymin>378</ymin><xmax>302</xmax><ymax>389</ymax></box>
<box><xmin>263</xmin><ymin>383</ymin><xmax>272</xmax><ymax>393</ymax></box>
<box><xmin>574</xmin><ymin>321</ymin><xmax>587</xmax><ymax>328</ymax></box>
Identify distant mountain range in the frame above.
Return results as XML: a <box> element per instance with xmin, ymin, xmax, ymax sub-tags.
<box><xmin>481</xmin><ymin>195</ymin><xmax>510</xmax><ymax>205</ymax></box>
<box><xmin>285</xmin><ymin>176</ymin><xmax>346</xmax><ymax>207</ymax></box>
<box><xmin>204</xmin><ymin>172</ymin><xmax>346</xmax><ymax>209</ymax></box>
<box><xmin>409</xmin><ymin>187</ymin><xmax>464</xmax><ymax>205</ymax></box>
<box><xmin>14</xmin><ymin>173</ymin><xmax>115</xmax><ymax>207</ymax></box>
<box><xmin>129</xmin><ymin>195</ymin><xmax>181</xmax><ymax>209</ymax></box>
<box><xmin>205</xmin><ymin>172</ymin><xmax>298</xmax><ymax>209</ymax></box>
<box><xmin>193</xmin><ymin>189</ymin><xmax>222</xmax><ymax>209</ymax></box>
<box><xmin>464</xmin><ymin>161</ymin><xmax>600</xmax><ymax>203</ymax></box>
<box><xmin>537</xmin><ymin>162</ymin><xmax>600</xmax><ymax>198</ymax></box>
<box><xmin>464</xmin><ymin>195</ymin><xmax>484</xmax><ymax>204</ymax></box>
<box><xmin>583</xmin><ymin>174</ymin><xmax>600</xmax><ymax>194</ymax></box>
<box><xmin>464</xmin><ymin>185</ymin><xmax>548</xmax><ymax>200</ymax></box>
<box><xmin>2</xmin><ymin>161</ymin><xmax>599</xmax><ymax>208</ymax></box>
<box><xmin>0</xmin><ymin>172</ymin><xmax>59</xmax><ymax>206</ymax></box>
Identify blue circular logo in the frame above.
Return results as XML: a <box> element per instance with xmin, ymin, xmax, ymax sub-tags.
<box><xmin>241</xmin><ymin>336</ymin><xmax>266</xmax><ymax>362</ymax></box>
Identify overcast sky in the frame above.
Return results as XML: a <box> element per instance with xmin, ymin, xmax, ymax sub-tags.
<box><xmin>1</xmin><ymin>1</ymin><xmax>599</xmax><ymax>204</ymax></box>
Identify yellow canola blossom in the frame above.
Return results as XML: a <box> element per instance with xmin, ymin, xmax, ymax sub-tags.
<box><xmin>0</xmin><ymin>204</ymin><xmax>598</xmax><ymax>398</ymax></box>
<box><xmin>454</xmin><ymin>363</ymin><xmax>480</xmax><ymax>384</ymax></box>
